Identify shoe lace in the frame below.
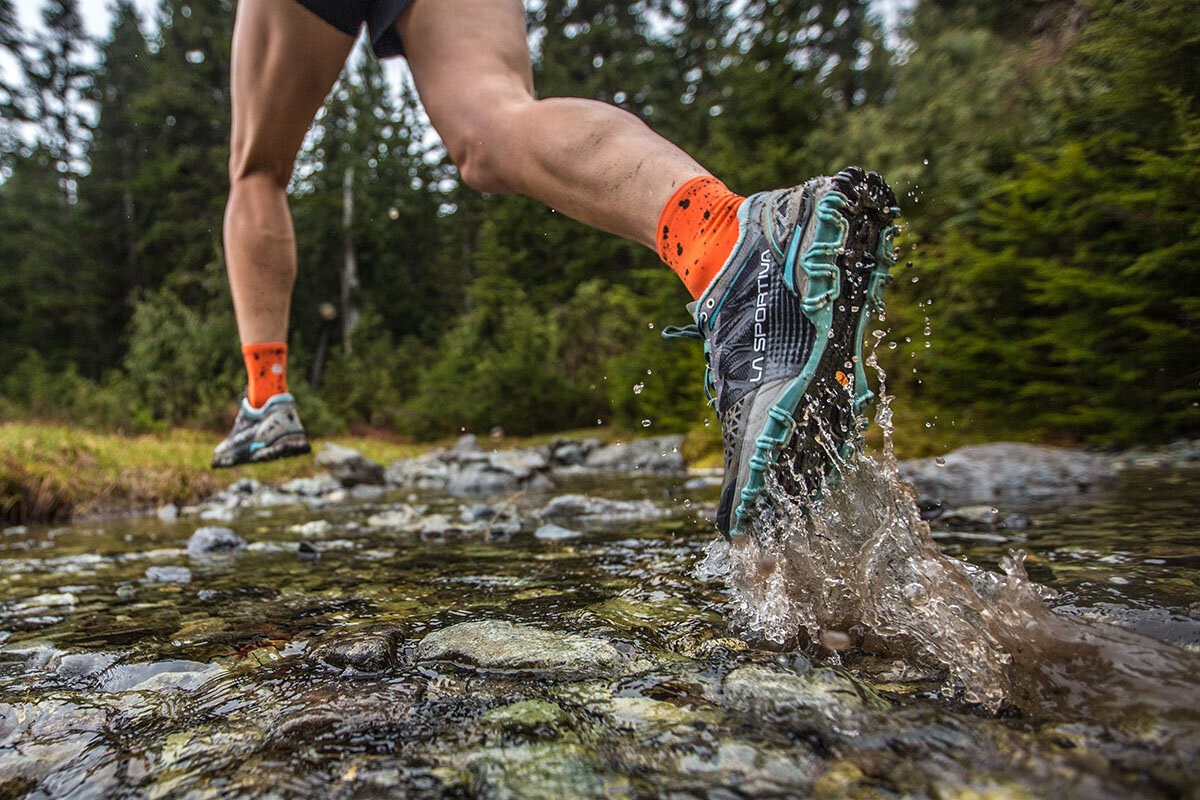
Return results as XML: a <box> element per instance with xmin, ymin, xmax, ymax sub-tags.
<box><xmin>661</xmin><ymin>323</ymin><xmax>716</xmax><ymax>406</ymax></box>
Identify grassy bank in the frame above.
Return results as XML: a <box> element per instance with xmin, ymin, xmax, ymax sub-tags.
<box><xmin>0</xmin><ymin>423</ymin><xmax>424</xmax><ymax>524</ymax></box>
<box><xmin>0</xmin><ymin>404</ymin><xmax>999</xmax><ymax>525</ymax></box>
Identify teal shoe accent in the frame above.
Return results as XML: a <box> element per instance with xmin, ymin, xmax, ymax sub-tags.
<box><xmin>728</xmin><ymin>176</ymin><xmax>898</xmax><ymax>538</ymax></box>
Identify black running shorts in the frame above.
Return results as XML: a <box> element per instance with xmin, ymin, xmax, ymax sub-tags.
<box><xmin>292</xmin><ymin>0</ymin><xmax>412</xmax><ymax>58</ymax></box>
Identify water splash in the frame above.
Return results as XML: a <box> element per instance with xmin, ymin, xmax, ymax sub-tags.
<box><xmin>702</xmin><ymin>355</ymin><xmax>1200</xmax><ymax>721</ymax></box>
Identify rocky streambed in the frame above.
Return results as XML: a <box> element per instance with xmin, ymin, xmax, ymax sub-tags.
<box><xmin>0</xmin><ymin>435</ymin><xmax>1197</xmax><ymax>798</ymax></box>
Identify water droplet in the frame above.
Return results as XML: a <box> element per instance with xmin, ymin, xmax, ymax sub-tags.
<box><xmin>924</xmin><ymin>341</ymin><xmax>931</xmax><ymax>348</ymax></box>
<box><xmin>910</xmin><ymin>275</ymin><xmax>919</xmax><ymax>283</ymax></box>
<box><xmin>935</xmin><ymin>456</ymin><xmax>946</xmax><ymax>467</ymax></box>
<box><xmin>703</xmin><ymin>418</ymin><xmax>712</xmax><ymax>427</ymax></box>
<box><xmin>596</xmin><ymin>418</ymin><xmax>603</xmax><ymax>425</ymax></box>
<box><xmin>923</xmin><ymin>326</ymin><xmax>932</xmax><ymax>336</ymax></box>
<box><xmin>683</xmin><ymin>499</ymin><xmax>692</xmax><ymax>508</ymax></box>
<box><xmin>647</xmin><ymin>322</ymin><xmax>655</xmax><ymax>330</ymax></box>
<box><xmin>646</xmin><ymin>369</ymin><xmax>653</xmax><ymax>375</ymax></box>
<box><xmin>888</xmin><ymin>342</ymin><xmax>898</xmax><ymax>350</ymax></box>
<box><xmin>922</xmin><ymin>158</ymin><xmax>929</xmax><ymax>165</ymax></box>
<box><xmin>632</xmin><ymin>382</ymin><xmax>644</xmax><ymax>394</ymax></box>
<box><xmin>641</xmin><ymin>419</ymin><xmax>652</xmax><ymax>428</ymax></box>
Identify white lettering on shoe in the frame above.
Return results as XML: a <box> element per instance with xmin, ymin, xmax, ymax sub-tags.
<box><xmin>751</xmin><ymin>250</ymin><xmax>771</xmax><ymax>382</ymax></box>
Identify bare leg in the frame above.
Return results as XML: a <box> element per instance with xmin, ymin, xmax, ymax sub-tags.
<box><xmin>225</xmin><ymin>0</ymin><xmax>355</xmax><ymax>344</ymax></box>
<box><xmin>397</xmin><ymin>0</ymin><xmax>710</xmax><ymax>250</ymax></box>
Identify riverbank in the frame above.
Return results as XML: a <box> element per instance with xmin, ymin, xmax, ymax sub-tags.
<box><xmin>5</xmin><ymin>418</ymin><xmax>1194</xmax><ymax>527</ymax></box>
<box><xmin>0</xmin><ymin>422</ymin><xmax>715</xmax><ymax>525</ymax></box>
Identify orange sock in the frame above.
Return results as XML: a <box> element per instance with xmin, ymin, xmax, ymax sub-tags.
<box><xmin>658</xmin><ymin>176</ymin><xmax>745</xmax><ymax>300</ymax></box>
<box><xmin>242</xmin><ymin>342</ymin><xmax>288</xmax><ymax>409</ymax></box>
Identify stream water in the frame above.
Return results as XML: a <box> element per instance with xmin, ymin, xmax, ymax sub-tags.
<box><xmin>0</xmin><ymin>447</ymin><xmax>1197</xmax><ymax>797</ymax></box>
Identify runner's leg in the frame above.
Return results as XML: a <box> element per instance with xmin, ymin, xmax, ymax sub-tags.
<box><xmin>225</xmin><ymin>0</ymin><xmax>355</xmax><ymax>347</ymax></box>
<box><xmin>397</xmin><ymin>0</ymin><xmax>710</xmax><ymax>250</ymax></box>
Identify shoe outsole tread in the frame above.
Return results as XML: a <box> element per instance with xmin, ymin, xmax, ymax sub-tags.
<box><xmin>730</xmin><ymin>166</ymin><xmax>899</xmax><ymax>537</ymax></box>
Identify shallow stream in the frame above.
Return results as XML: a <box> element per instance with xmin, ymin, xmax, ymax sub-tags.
<box><xmin>0</xmin><ymin>458</ymin><xmax>1197</xmax><ymax>798</ymax></box>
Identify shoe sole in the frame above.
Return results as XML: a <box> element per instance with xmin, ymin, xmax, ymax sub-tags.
<box><xmin>729</xmin><ymin>166</ymin><xmax>899</xmax><ymax>537</ymax></box>
<box><xmin>211</xmin><ymin>433</ymin><xmax>312</xmax><ymax>469</ymax></box>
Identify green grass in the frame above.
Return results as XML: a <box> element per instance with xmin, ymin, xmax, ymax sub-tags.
<box><xmin>0</xmin><ymin>398</ymin><xmax>1027</xmax><ymax>525</ymax></box>
<box><xmin>0</xmin><ymin>423</ymin><xmax>422</xmax><ymax>524</ymax></box>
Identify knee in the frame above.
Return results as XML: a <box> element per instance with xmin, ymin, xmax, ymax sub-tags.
<box><xmin>229</xmin><ymin>142</ymin><xmax>293</xmax><ymax>191</ymax></box>
<box><xmin>442</xmin><ymin>97</ymin><xmax>533</xmax><ymax>194</ymax></box>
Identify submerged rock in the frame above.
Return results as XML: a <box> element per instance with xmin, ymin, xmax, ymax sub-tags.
<box><xmin>278</xmin><ymin>474</ymin><xmax>342</xmax><ymax>496</ymax></box>
<box><xmin>534</xmin><ymin>524</ymin><xmax>581</xmax><ymax>542</ymax></box>
<box><xmin>143</xmin><ymin>566</ymin><xmax>191</xmax><ymax>584</ymax></box>
<box><xmin>899</xmin><ymin>443</ymin><xmax>1116</xmax><ymax>506</ymax></box>
<box><xmin>316</xmin><ymin>444</ymin><xmax>386</xmax><ymax>487</ymax></box>
<box><xmin>582</xmin><ymin>434</ymin><xmax>685</xmax><ymax>473</ymax></box>
<box><xmin>365</xmin><ymin>505</ymin><xmax>424</xmax><ymax>530</ymax></box>
<box><xmin>186</xmin><ymin>526</ymin><xmax>246</xmax><ymax>558</ymax></box>
<box><xmin>480</xmin><ymin>699</ymin><xmax>569</xmax><ymax>735</ymax></box>
<box><xmin>16</xmin><ymin>592</ymin><xmax>77</xmax><ymax>609</ymax></box>
<box><xmin>721</xmin><ymin>665</ymin><xmax>886</xmax><ymax>723</ymax></box>
<box><xmin>539</xmin><ymin>494</ymin><xmax>666</xmax><ymax>525</ymax></box>
<box><xmin>417</xmin><ymin>620</ymin><xmax>621</xmax><ymax>673</ymax></box>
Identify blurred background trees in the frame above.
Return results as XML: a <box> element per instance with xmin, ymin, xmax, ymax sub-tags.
<box><xmin>0</xmin><ymin>0</ymin><xmax>1196</xmax><ymax>446</ymax></box>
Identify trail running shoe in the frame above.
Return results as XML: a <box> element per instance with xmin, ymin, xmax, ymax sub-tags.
<box><xmin>211</xmin><ymin>393</ymin><xmax>311</xmax><ymax>468</ymax></box>
<box><xmin>664</xmin><ymin>167</ymin><xmax>899</xmax><ymax>538</ymax></box>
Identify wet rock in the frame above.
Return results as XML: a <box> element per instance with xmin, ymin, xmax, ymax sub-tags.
<box><xmin>288</xmin><ymin>519</ymin><xmax>332</xmax><ymax>537</ymax></box>
<box><xmin>316</xmin><ymin>444</ymin><xmax>386</xmax><ymax>487</ymax></box>
<box><xmin>603</xmin><ymin>696</ymin><xmax>706</xmax><ymax>731</ymax></box>
<box><xmin>279</xmin><ymin>474</ymin><xmax>342</xmax><ymax>496</ymax></box>
<box><xmin>349</xmin><ymin>484</ymin><xmax>386</xmax><ymax>501</ymax></box>
<box><xmin>684</xmin><ymin>475</ymin><xmax>723</xmax><ymax>490</ymax></box>
<box><xmin>461</xmin><ymin>504</ymin><xmax>522</xmax><ymax>537</ymax></box>
<box><xmin>489</xmin><ymin>449</ymin><xmax>549</xmax><ymax>479</ymax></box>
<box><xmin>186</xmin><ymin>526</ymin><xmax>246</xmax><ymax>558</ymax></box>
<box><xmin>721</xmin><ymin>665</ymin><xmax>886</xmax><ymax>724</ymax></box>
<box><xmin>676</xmin><ymin>740</ymin><xmax>814</xmax><ymax>794</ymax></box>
<box><xmin>366</xmin><ymin>505</ymin><xmax>423</xmax><ymax>531</ymax></box>
<box><xmin>539</xmin><ymin>494</ymin><xmax>666</xmax><ymax>525</ymax></box>
<box><xmin>452</xmin><ymin>433</ymin><xmax>481</xmax><ymax>454</ymax></box>
<box><xmin>464</xmin><ymin>743</ymin><xmax>630</xmax><ymax>799</ymax></box>
<box><xmin>899</xmin><ymin>443</ymin><xmax>1116</xmax><ymax>506</ymax></box>
<box><xmin>16</xmin><ymin>591</ymin><xmax>78</xmax><ymax>609</ymax></box>
<box><xmin>144</xmin><ymin>566</ymin><xmax>191</xmax><ymax>584</ymax></box>
<box><xmin>156</xmin><ymin>503</ymin><xmax>179</xmax><ymax>521</ymax></box>
<box><xmin>417</xmin><ymin>620</ymin><xmax>621</xmax><ymax>673</ymax></box>
<box><xmin>446</xmin><ymin>464</ymin><xmax>523</xmax><ymax>495</ymax></box>
<box><xmin>535</xmin><ymin>524</ymin><xmax>581</xmax><ymax>542</ymax></box>
<box><xmin>549</xmin><ymin>437</ymin><xmax>600</xmax><ymax>466</ymax></box>
<box><xmin>298</xmin><ymin>541</ymin><xmax>320</xmax><ymax>560</ymax></box>
<box><xmin>100</xmin><ymin>659</ymin><xmax>214</xmax><ymax>692</ymax></box>
<box><xmin>198</xmin><ymin>506</ymin><xmax>235</xmax><ymax>522</ymax></box>
<box><xmin>55</xmin><ymin>651</ymin><xmax>122</xmax><ymax>682</ymax></box>
<box><xmin>481</xmin><ymin>699</ymin><xmax>569</xmax><ymax>735</ymax></box>
<box><xmin>935</xmin><ymin>505</ymin><xmax>1031</xmax><ymax>531</ymax></box>
<box><xmin>583</xmin><ymin>434</ymin><xmax>686</xmax><ymax>473</ymax></box>
<box><xmin>308</xmin><ymin>626</ymin><xmax>405</xmax><ymax>673</ymax></box>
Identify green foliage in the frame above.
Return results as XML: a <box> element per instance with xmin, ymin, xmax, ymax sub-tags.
<box><xmin>122</xmin><ymin>260</ymin><xmax>242</xmax><ymax>428</ymax></box>
<box><xmin>1</xmin><ymin>0</ymin><xmax>1197</xmax><ymax>448</ymax></box>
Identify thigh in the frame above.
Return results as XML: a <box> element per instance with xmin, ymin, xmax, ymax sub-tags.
<box><xmin>230</xmin><ymin>0</ymin><xmax>356</xmax><ymax>181</ymax></box>
<box><xmin>396</xmin><ymin>0</ymin><xmax>534</xmax><ymax>138</ymax></box>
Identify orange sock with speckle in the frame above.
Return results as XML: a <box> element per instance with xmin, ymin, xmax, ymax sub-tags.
<box><xmin>658</xmin><ymin>176</ymin><xmax>745</xmax><ymax>300</ymax></box>
<box><xmin>242</xmin><ymin>342</ymin><xmax>288</xmax><ymax>409</ymax></box>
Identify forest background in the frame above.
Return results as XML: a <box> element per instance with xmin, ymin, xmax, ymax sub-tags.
<box><xmin>1</xmin><ymin>0</ymin><xmax>1197</xmax><ymax>454</ymax></box>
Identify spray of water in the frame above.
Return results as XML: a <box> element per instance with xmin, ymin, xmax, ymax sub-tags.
<box><xmin>701</xmin><ymin>353</ymin><xmax>1200</xmax><ymax>724</ymax></box>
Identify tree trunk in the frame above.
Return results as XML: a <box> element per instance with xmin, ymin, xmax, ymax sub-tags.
<box><xmin>341</xmin><ymin>164</ymin><xmax>360</xmax><ymax>356</ymax></box>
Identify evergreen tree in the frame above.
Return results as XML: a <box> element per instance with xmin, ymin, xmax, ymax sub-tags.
<box><xmin>28</xmin><ymin>0</ymin><xmax>91</xmax><ymax>201</ymax></box>
<box><xmin>81</xmin><ymin>0</ymin><xmax>152</xmax><ymax>369</ymax></box>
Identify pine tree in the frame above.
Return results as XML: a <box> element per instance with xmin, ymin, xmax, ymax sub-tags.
<box><xmin>28</xmin><ymin>0</ymin><xmax>91</xmax><ymax>201</ymax></box>
<box><xmin>80</xmin><ymin>0</ymin><xmax>153</xmax><ymax>368</ymax></box>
